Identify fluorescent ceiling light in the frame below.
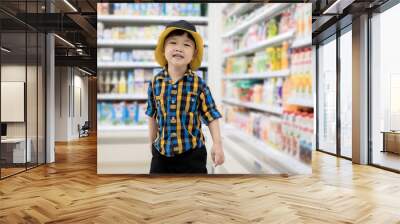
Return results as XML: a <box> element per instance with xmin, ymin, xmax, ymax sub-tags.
<box><xmin>54</xmin><ymin>34</ymin><xmax>75</xmax><ymax>48</ymax></box>
<box><xmin>323</xmin><ymin>0</ymin><xmax>355</xmax><ymax>14</ymax></box>
<box><xmin>78</xmin><ymin>67</ymin><xmax>92</xmax><ymax>76</ymax></box>
<box><xmin>1</xmin><ymin>47</ymin><xmax>11</xmax><ymax>53</ymax></box>
<box><xmin>63</xmin><ymin>0</ymin><xmax>78</xmax><ymax>12</ymax></box>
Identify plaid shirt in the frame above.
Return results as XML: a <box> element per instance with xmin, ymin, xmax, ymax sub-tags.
<box><xmin>146</xmin><ymin>69</ymin><xmax>222</xmax><ymax>157</ymax></box>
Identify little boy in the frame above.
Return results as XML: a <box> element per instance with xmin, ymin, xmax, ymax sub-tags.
<box><xmin>146</xmin><ymin>20</ymin><xmax>224</xmax><ymax>174</ymax></box>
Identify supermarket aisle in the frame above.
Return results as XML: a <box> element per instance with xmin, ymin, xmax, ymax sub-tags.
<box><xmin>111</xmin><ymin>123</ymin><xmax>310</xmax><ymax>174</ymax></box>
<box><xmin>97</xmin><ymin>3</ymin><xmax>313</xmax><ymax>174</ymax></box>
<box><xmin>207</xmin><ymin>124</ymin><xmax>310</xmax><ymax>174</ymax></box>
<box><xmin>218</xmin><ymin>3</ymin><xmax>313</xmax><ymax>174</ymax></box>
<box><xmin>97</xmin><ymin>3</ymin><xmax>210</xmax><ymax>174</ymax></box>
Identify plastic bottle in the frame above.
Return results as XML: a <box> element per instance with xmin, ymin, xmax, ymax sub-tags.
<box><xmin>127</xmin><ymin>70</ymin><xmax>135</xmax><ymax>94</ymax></box>
<box><xmin>267</xmin><ymin>18</ymin><xmax>278</xmax><ymax>39</ymax></box>
<box><xmin>281</xmin><ymin>42</ymin><xmax>289</xmax><ymax>70</ymax></box>
<box><xmin>119</xmin><ymin>71</ymin><xmax>127</xmax><ymax>94</ymax></box>
<box><xmin>97</xmin><ymin>71</ymin><xmax>104</xmax><ymax>93</ymax></box>
<box><xmin>111</xmin><ymin>70</ymin><xmax>119</xmax><ymax>93</ymax></box>
<box><xmin>276</xmin><ymin>78</ymin><xmax>283</xmax><ymax>107</ymax></box>
<box><xmin>268</xmin><ymin>78</ymin><xmax>276</xmax><ymax>106</ymax></box>
<box><xmin>276</xmin><ymin>47</ymin><xmax>282</xmax><ymax>71</ymax></box>
<box><xmin>104</xmin><ymin>71</ymin><xmax>111</xmax><ymax>93</ymax></box>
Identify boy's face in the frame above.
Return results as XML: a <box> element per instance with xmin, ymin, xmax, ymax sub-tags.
<box><xmin>164</xmin><ymin>32</ymin><xmax>196</xmax><ymax>69</ymax></box>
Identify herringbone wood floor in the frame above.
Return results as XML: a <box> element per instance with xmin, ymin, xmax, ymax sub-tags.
<box><xmin>1</xmin><ymin>135</ymin><xmax>400</xmax><ymax>223</ymax></box>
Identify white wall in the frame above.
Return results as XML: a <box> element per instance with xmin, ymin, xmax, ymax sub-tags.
<box><xmin>54</xmin><ymin>67</ymin><xmax>89</xmax><ymax>141</ymax></box>
<box><xmin>72</xmin><ymin>72</ymin><xmax>89</xmax><ymax>138</ymax></box>
<box><xmin>1</xmin><ymin>65</ymin><xmax>39</xmax><ymax>138</ymax></box>
<box><xmin>55</xmin><ymin>67</ymin><xmax>69</xmax><ymax>141</ymax></box>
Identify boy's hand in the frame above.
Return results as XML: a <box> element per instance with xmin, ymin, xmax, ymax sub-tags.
<box><xmin>211</xmin><ymin>143</ymin><xmax>224</xmax><ymax>166</ymax></box>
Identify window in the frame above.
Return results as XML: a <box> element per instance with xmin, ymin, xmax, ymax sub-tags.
<box><xmin>317</xmin><ymin>36</ymin><xmax>337</xmax><ymax>154</ymax></box>
<box><xmin>371</xmin><ymin>3</ymin><xmax>400</xmax><ymax>171</ymax></box>
<box><xmin>339</xmin><ymin>28</ymin><xmax>352</xmax><ymax>158</ymax></box>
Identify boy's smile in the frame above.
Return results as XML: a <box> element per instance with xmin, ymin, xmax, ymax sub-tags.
<box><xmin>164</xmin><ymin>32</ymin><xmax>196</xmax><ymax>68</ymax></box>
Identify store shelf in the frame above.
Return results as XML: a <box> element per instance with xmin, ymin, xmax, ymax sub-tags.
<box><xmin>291</xmin><ymin>36</ymin><xmax>312</xmax><ymax>48</ymax></box>
<box><xmin>98</xmin><ymin>125</ymin><xmax>148</xmax><ymax>131</ymax></box>
<box><xmin>222</xmin><ymin>98</ymin><xmax>283</xmax><ymax>115</ymax></box>
<box><xmin>286</xmin><ymin>97</ymin><xmax>314</xmax><ymax>108</ymax></box>
<box><xmin>97</xmin><ymin>61</ymin><xmax>208</xmax><ymax>69</ymax></box>
<box><xmin>223</xmin><ymin>123</ymin><xmax>311</xmax><ymax>174</ymax></box>
<box><xmin>98</xmin><ymin>15</ymin><xmax>208</xmax><ymax>25</ymax></box>
<box><xmin>224</xmin><ymin>3</ymin><xmax>262</xmax><ymax>19</ymax></box>
<box><xmin>223</xmin><ymin>69</ymin><xmax>290</xmax><ymax>80</ymax></box>
<box><xmin>98</xmin><ymin>94</ymin><xmax>148</xmax><ymax>100</ymax></box>
<box><xmin>222</xmin><ymin>3</ymin><xmax>289</xmax><ymax>38</ymax></box>
<box><xmin>98</xmin><ymin>39</ymin><xmax>208</xmax><ymax>48</ymax></box>
<box><xmin>98</xmin><ymin>61</ymin><xmax>157</xmax><ymax>68</ymax></box>
<box><xmin>98</xmin><ymin>40</ymin><xmax>157</xmax><ymax>48</ymax></box>
<box><xmin>223</xmin><ymin>30</ymin><xmax>295</xmax><ymax>59</ymax></box>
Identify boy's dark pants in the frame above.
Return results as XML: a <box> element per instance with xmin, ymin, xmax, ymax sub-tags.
<box><xmin>150</xmin><ymin>145</ymin><xmax>208</xmax><ymax>174</ymax></box>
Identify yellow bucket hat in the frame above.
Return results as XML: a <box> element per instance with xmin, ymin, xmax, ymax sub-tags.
<box><xmin>154</xmin><ymin>20</ymin><xmax>204</xmax><ymax>70</ymax></box>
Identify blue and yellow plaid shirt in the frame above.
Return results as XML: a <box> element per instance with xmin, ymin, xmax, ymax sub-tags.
<box><xmin>146</xmin><ymin>69</ymin><xmax>222</xmax><ymax>157</ymax></box>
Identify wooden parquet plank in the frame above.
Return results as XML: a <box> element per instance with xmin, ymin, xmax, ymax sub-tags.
<box><xmin>0</xmin><ymin>135</ymin><xmax>400</xmax><ymax>223</ymax></box>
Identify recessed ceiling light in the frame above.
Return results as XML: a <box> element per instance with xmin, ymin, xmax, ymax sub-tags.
<box><xmin>323</xmin><ymin>0</ymin><xmax>355</xmax><ymax>15</ymax></box>
<box><xmin>54</xmin><ymin>34</ymin><xmax>75</xmax><ymax>48</ymax></box>
<box><xmin>78</xmin><ymin>67</ymin><xmax>92</xmax><ymax>76</ymax></box>
<box><xmin>63</xmin><ymin>0</ymin><xmax>78</xmax><ymax>12</ymax></box>
<box><xmin>1</xmin><ymin>47</ymin><xmax>11</xmax><ymax>53</ymax></box>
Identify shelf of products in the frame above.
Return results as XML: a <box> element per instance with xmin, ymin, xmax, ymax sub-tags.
<box><xmin>222</xmin><ymin>4</ymin><xmax>289</xmax><ymax>38</ymax></box>
<box><xmin>286</xmin><ymin>97</ymin><xmax>313</xmax><ymax>108</ymax></box>
<box><xmin>98</xmin><ymin>48</ymin><xmax>154</xmax><ymax>62</ymax></box>
<box><xmin>98</xmin><ymin>62</ymin><xmax>208</xmax><ymax>69</ymax></box>
<box><xmin>98</xmin><ymin>94</ymin><xmax>148</xmax><ymax>101</ymax></box>
<box><xmin>97</xmin><ymin>69</ymin><xmax>154</xmax><ymax>96</ymax></box>
<box><xmin>221</xmin><ymin>3</ymin><xmax>313</xmax><ymax>166</ymax></box>
<box><xmin>97</xmin><ymin>40</ymin><xmax>158</xmax><ymax>48</ymax></box>
<box><xmin>98</xmin><ymin>46</ymin><xmax>208</xmax><ymax>66</ymax></box>
<box><xmin>223</xmin><ymin>3</ymin><xmax>263</xmax><ymax>19</ymax></box>
<box><xmin>222</xmin><ymin>4</ymin><xmax>295</xmax><ymax>57</ymax></box>
<box><xmin>222</xmin><ymin>69</ymin><xmax>290</xmax><ymax>80</ymax></box>
<box><xmin>98</xmin><ymin>3</ymin><xmax>204</xmax><ymax>17</ymax></box>
<box><xmin>98</xmin><ymin>62</ymin><xmax>160</xmax><ymax>69</ymax></box>
<box><xmin>223</xmin><ymin>30</ymin><xmax>294</xmax><ymax>59</ymax></box>
<box><xmin>286</xmin><ymin>47</ymin><xmax>313</xmax><ymax>107</ymax></box>
<box><xmin>224</xmin><ymin>42</ymin><xmax>291</xmax><ymax>76</ymax></box>
<box><xmin>98</xmin><ymin>101</ymin><xmax>148</xmax><ymax>127</ymax></box>
<box><xmin>223</xmin><ymin>106</ymin><xmax>313</xmax><ymax>165</ymax></box>
<box><xmin>224</xmin><ymin>124</ymin><xmax>311</xmax><ymax>173</ymax></box>
<box><xmin>98</xmin><ymin>125</ymin><xmax>149</xmax><ymax>131</ymax></box>
<box><xmin>291</xmin><ymin>37</ymin><xmax>311</xmax><ymax>49</ymax></box>
<box><xmin>223</xmin><ymin>77</ymin><xmax>285</xmax><ymax>107</ymax></box>
<box><xmin>98</xmin><ymin>15</ymin><xmax>208</xmax><ymax>24</ymax></box>
<box><xmin>97</xmin><ymin>39</ymin><xmax>209</xmax><ymax>48</ymax></box>
<box><xmin>223</xmin><ymin>98</ymin><xmax>283</xmax><ymax>115</ymax></box>
<box><xmin>97</xmin><ymin>3</ymin><xmax>209</xmax><ymax>131</ymax></box>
